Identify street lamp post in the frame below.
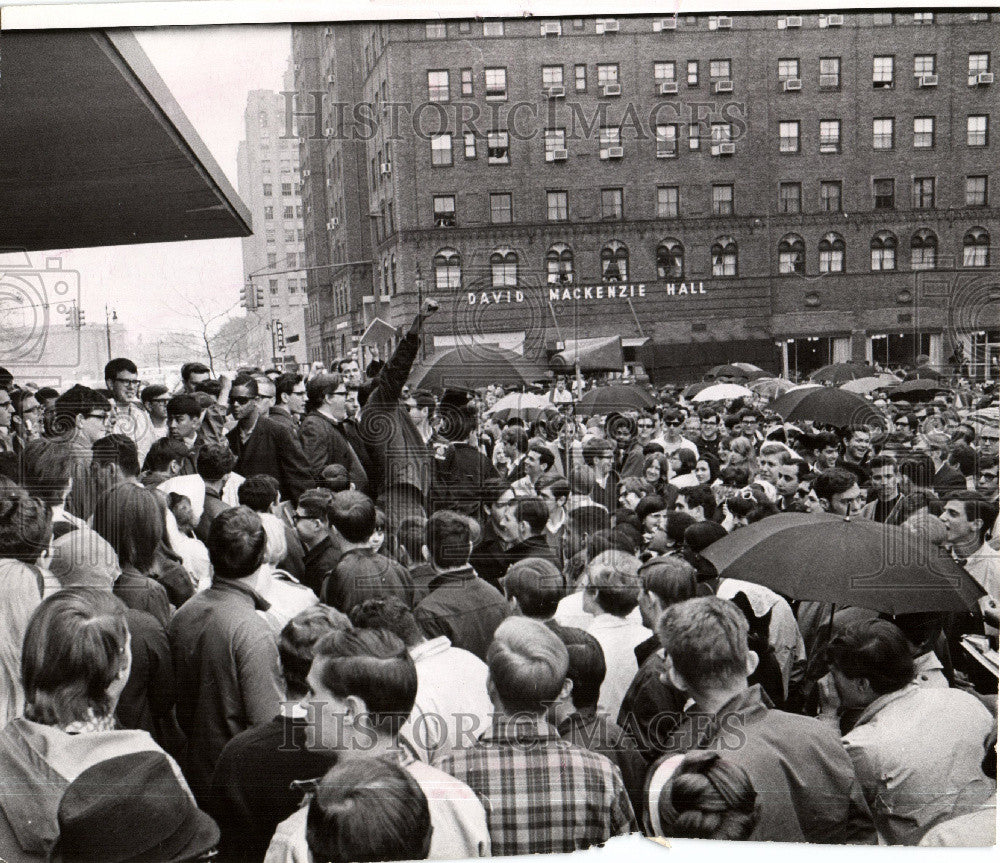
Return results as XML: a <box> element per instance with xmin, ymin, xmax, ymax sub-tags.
<box><xmin>415</xmin><ymin>263</ymin><xmax>425</xmax><ymax>359</ymax></box>
<box><xmin>104</xmin><ymin>305</ymin><xmax>117</xmax><ymax>361</ymax></box>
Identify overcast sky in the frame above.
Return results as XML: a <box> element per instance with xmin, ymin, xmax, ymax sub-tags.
<box><xmin>56</xmin><ymin>25</ymin><xmax>290</xmax><ymax>334</ymax></box>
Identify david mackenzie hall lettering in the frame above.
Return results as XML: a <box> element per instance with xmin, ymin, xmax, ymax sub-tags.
<box><xmin>466</xmin><ymin>282</ymin><xmax>708</xmax><ymax>306</ymax></box>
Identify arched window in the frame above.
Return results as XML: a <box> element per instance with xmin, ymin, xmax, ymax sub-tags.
<box><xmin>546</xmin><ymin>243</ymin><xmax>574</xmax><ymax>284</ymax></box>
<box><xmin>963</xmin><ymin>227</ymin><xmax>990</xmax><ymax>267</ymax></box>
<box><xmin>491</xmin><ymin>248</ymin><xmax>518</xmax><ymax>286</ymax></box>
<box><xmin>601</xmin><ymin>241</ymin><xmax>629</xmax><ymax>282</ymax></box>
<box><xmin>818</xmin><ymin>232</ymin><xmax>845</xmax><ymax>273</ymax></box>
<box><xmin>911</xmin><ymin>229</ymin><xmax>937</xmax><ymax>270</ymax></box>
<box><xmin>778</xmin><ymin>234</ymin><xmax>805</xmax><ymax>275</ymax></box>
<box><xmin>711</xmin><ymin>236</ymin><xmax>738</xmax><ymax>277</ymax></box>
<box><xmin>433</xmin><ymin>248</ymin><xmax>461</xmax><ymax>289</ymax></box>
<box><xmin>656</xmin><ymin>238</ymin><xmax>684</xmax><ymax>280</ymax></box>
<box><xmin>870</xmin><ymin>232</ymin><xmax>897</xmax><ymax>271</ymax></box>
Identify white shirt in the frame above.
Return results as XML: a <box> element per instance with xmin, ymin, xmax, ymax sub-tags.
<box><xmin>554</xmin><ymin>590</ymin><xmax>642</xmax><ymax>632</ymax></box>
<box><xmin>402</xmin><ymin>636</ymin><xmax>492</xmax><ymax>764</ymax></box>
<box><xmin>110</xmin><ymin>401</ymin><xmax>158</xmax><ymax>465</ymax></box>
<box><xmin>962</xmin><ymin>542</ymin><xmax>1000</xmax><ymax>634</ymax></box>
<box><xmin>585</xmin><ymin>612</ymin><xmax>652</xmax><ymax>720</ymax></box>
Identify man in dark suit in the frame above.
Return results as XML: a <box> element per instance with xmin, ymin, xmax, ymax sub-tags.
<box><xmin>922</xmin><ymin>431</ymin><xmax>967</xmax><ymax>497</ymax></box>
<box><xmin>194</xmin><ymin>444</ymin><xmax>235</xmax><ymax>544</ymax></box>
<box><xmin>226</xmin><ymin>376</ymin><xmax>313</xmax><ymax>504</ymax></box>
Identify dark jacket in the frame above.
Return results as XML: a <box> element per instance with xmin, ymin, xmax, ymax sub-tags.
<box><xmin>504</xmin><ymin>533</ymin><xmax>561</xmax><ymax>571</ymax></box>
<box><xmin>932</xmin><ymin>462</ymin><xmax>967</xmax><ymax>497</ymax></box>
<box><xmin>298</xmin><ymin>410</ymin><xmax>368</xmax><ymax>493</ymax></box>
<box><xmin>616</xmin><ymin>647</ymin><xmax>688</xmax><ymax>764</ymax></box>
<box><xmin>432</xmin><ymin>441</ymin><xmax>500</xmax><ymax>523</ymax></box>
<box><xmin>615</xmin><ymin>441</ymin><xmax>645</xmax><ymax>479</ymax></box>
<box><xmin>194</xmin><ymin>487</ymin><xmax>231</xmax><ymax>545</ymax></box>
<box><xmin>209</xmin><ymin>714</ymin><xmax>337</xmax><ymax>862</ymax></box>
<box><xmin>360</xmin><ymin>331</ymin><xmax>431</xmax><ymax>503</ymax></box>
<box><xmin>338</xmin><ymin>417</ymin><xmax>377</xmax><ymax>485</ymax></box>
<box><xmin>268</xmin><ymin>406</ymin><xmax>298</xmax><ymax>432</ymax></box>
<box><xmin>278</xmin><ymin>523</ymin><xmax>306</xmax><ymax>581</ymax></box>
<box><xmin>151</xmin><ymin>542</ymin><xmax>196</xmax><ymax>608</ymax></box>
<box><xmin>116</xmin><ymin>607</ymin><xmax>175</xmax><ymax>745</ymax></box>
<box><xmin>114</xmin><ymin>565</ymin><xmax>172</xmax><ymax>629</ymax></box>
<box><xmin>413</xmin><ymin>565</ymin><xmax>509</xmax><ymax>661</ymax></box>
<box><xmin>228</xmin><ymin>416</ymin><xmax>313</xmax><ymax>505</ymax></box>
<box><xmin>320</xmin><ymin>547</ymin><xmax>415</xmax><ymax>613</ymax></box>
<box><xmin>469</xmin><ymin>521</ymin><xmax>511</xmax><ymax>591</ymax></box>
<box><xmin>168</xmin><ymin>579</ymin><xmax>284</xmax><ymax>805</ymax></box>
<box><xmin>301</xmin><ymin>533</ymin><xmax>341</xmax><ymax>597</ymax></box>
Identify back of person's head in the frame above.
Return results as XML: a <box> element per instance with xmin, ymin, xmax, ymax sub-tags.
<box><xmin>197</xmin><ymin>444</ymin><xmax>236</xmax><ymax>483</ymax></box>
<box><xmin>330</xmin><ymin>490</ymin><xmax>376</xmax><ymax>543</ymax></box>
<box><xmin>582</xmin><ymin>438</ymin><xmax>614</xmax><ymax>466</ymax></box>
<box><xmin>92</xmin><ymin>482</ymin><xmax>163</xmax><ymax>572</ymax></box>
<box><xmin>586</xmin><ymin>562</ymin><xmax>642</xmax><ymax>617</ymax></box>
<box><xmin>348</xmin><ymin>596</ymin><xmax>425</xmax><ymax>648</ymax></box>
<box><xmin>657</xmin><ymin>750</ymin><xmax>758</xmax><ymax>841</ymax></box>
<box><xmin>567</xmin><ymin>463</ymin><xmax>595</xmax><ymax>496</ymax></box>
<box><xmin>48</xmin><ymin>530</ymin><xmax>120</xmax><ymax>590</ymax></box>
<box><xmin>194</xmin><ymin>378</ymin><xmax>223</xmax><ymax>399</ymax></box>
<box><xmin>394</xmin><ymin>516</ymin><xmax>427</xmax><ymax>566</ymax></box>
<box><xmin>826</xmin><ymin>619</ymin><xmax>915</xmax><ymax>696</ymax></box>
<box><xmin>718</xmin><ymin>465</ymin><xmax>750</xmax><ymax>489</ymax></box>
<box><xmin>513</xmin><ymin>497</ymin><xmax>549</xmax><ymax>536</ymax></box>
<box><xmin>238</xmin><ymin>474</ymin><xmax>281</xmax><ymax>512</ymax></box>
<box><xmin>22</xmin><ymin>587</ymin><xmax>129</xmax><ymax>726</ymax></box>
<box><xmin>21</xmin><ymin>439</ymin><xmax>74</xmax><ymax>506</ymax></box>
<box><xmin>91</xmin><ymin>434</ymin><xmax>140</xmax><ymax>478</ymax></box>
<box><xmin>665</xmin><ymin>510</ymin><xmax>697</xmax><ymax>545</ymax></box>
<box><xmin>486</xmin><ymin>617</ymin><xmax>569</xmax><ymax>713</ymax></box>
<box><xmin>813</xmin><ymin>467</ymin><xmax>858</xmax><ymax>503</ymax></box>
<box><xmin>881</xmin><ymin>611</ymin><xmax>944</xmax><ymax>654</ymax></box>
<box><xmin>312</xmin><ymin>627</ymin><xmax>417</xmax><ymax>735</ymax></box>
<box><xmin>552</xmin><ymin>625</ymin><xmax>605</xmax><ymax>710</ymax></box>
<box><xmin>167</xmin><ymin>393</ymin><xmax>201</xmax><ymax>420</ymax></box>
<box><xmin>208</xmin><ymin>506</ymin><xmax>267</xmax><ymax>581</ymax></box>
<box><xmin>0</xmin><ymin>484</ymin><xmax>51</xmax><ymax>564</ymax></box>
<box><xmin>684</xmin><ymin>521</ymin><xmax>727</xmax><ymax>554</ymax></box>
<box><xmin>657</xmin><ymin>596</ymin><xmax>750</xmax><ymax>689</ymax></box>
<box><xmin>503</xmin><ymin>557</ymin><xmax>565</xmax><ymax>618</ymax></box>
<box><xmin>900</xmin><ymin>452</ymin><xmax>935</xmax><ymax>489</ymax></box>
<box><xmin>639</xmin><ymin>556</ymin><xmax>699</xmax><ymax>608</ymax></box>
<box><xmin>278</xmin><ymin>605</ymin><xmax>351</xmax><ymax>699</ymax></box>
<box><xmin>949</xmin><ymin>443</ymin><xmax>978</xmax><ymax>478</ymax></box>
<box><xmin>142</xmin><ymin>437</ymin><xmax>190</xmax><ymax>474</ymax></box>
<box><xmin>306</xmin><ymin>758</ymin><xmax>432</xmax><ymax>863</ymax></box>
<box><xmin>275</xmin><ymin>372</ymin><xmax>303</xmax><ymax>403</ymax></box>
<box><xmin>678</xmin><ymin>485</ymin><xmax>717</xmax><ymax>520</ymax></box>
<box><xmin>426</xmin><ymin>510</ymin><xmax>472</xmax><ymax>568</ymax></box>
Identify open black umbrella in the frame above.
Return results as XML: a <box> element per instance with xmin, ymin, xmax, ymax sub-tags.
<box><xmin>887</xmin><ymin>379</ymin><xmax>951</xmax><ymax>402</ymax></box>
<box><xmin>575</xmin><ymin>384</ymin><xmax>656</xmax><ymax>416</ymax></box>
<box><xmin>701</xmin><ymin>512</ymin><xmax>984</xmax><ymax>615</ymax></box>
<box><xmin>705</xmin><ymin>363</ymin><xmax>750</xmax><ymax>381</ymax></box>
<box><xmin>809</xmin><ymin>362</ymin><xmax>872</xmax><ymax>385</ymax></box>
<box><xmin>904</xmin><ymin>365</ymin><xmax>947</xmax><ymax>382</ymax></box>
<box><xmin>771</xmin><ymin>386</ymin><xmax>887</xmax><ymax>430</ymax></box>
<box><xmin>409</xmin><ymin>346</ymin><xmax>548</xmax><ymax>391</ymax></box>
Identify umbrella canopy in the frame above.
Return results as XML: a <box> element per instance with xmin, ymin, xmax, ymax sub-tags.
<box><xmin>550</xmin><ymin>336</ymin><xmax>624</xmax><ymax>373</ymax></box>
<box><xmin>887</xmin><ymin>379</ymin><xmax>951</xmax><ymax>402</ymax></box>
<box><xmin>809</xmin><ymin>362</ymin><xmax>872</xmax><ymax>385</ymax></box>
<box><xmin>682</xmin><ymin>380</ymin><xmax>715</xmax><ymax>399</ymax></box>
<box><xmin>771</xmin><ymin>386</ymin><xmax>886</xmax><ymax>430</ymax></box>
<box><xmin>691</xmin><ymin>383</ymin><xmax>755</xmax><ymax>403</ymax></box>
<box><xmin>904</xmin><ymin>365</ymin><xmax>947</xmax><ymax>382</ymax></box>
<box><xmin>575</xmin><ymin>384</ymin><xmax>656</xmax><ymax>416</ymax></box>
<box><xmin>701</xmin><ymin>512</ymin><xmax>985</xmax><ymax>614</ymax></box>
<box><xmin>485</xmin><ymin>392</ymin><xmax>555</xmax><ymax>423</ymax></box>
<box><xmin>968</xmin><ymin>407</ymin><xmax>1000</xmax><ymax>439</ymax></box>
<box><xmin>705</xmin><ymin>363</ymin><xmax>749</xmax><ymax>381</ymax></box>
<box><xmin>840</xmin><ymin>374</ymin><xmax>903</xmax><ymax>395</ymax></box>
<box><xmin>409</xmin><ymin>346</ymin><xmax>548</xmax><ymax>391</ymax></box>
<box><xmin>749</xmin><ymin>377</ymin><xmax>798</xmax><ymax>400</ymax></box>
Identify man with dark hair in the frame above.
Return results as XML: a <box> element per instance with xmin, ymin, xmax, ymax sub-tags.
<box><xmin>940</xmin><ymin>491</ymin><xmax>1000</xmax><ymax>632</ymax></box>
<box><xmin>104</xmin><ymin>357</ymin><xmax>157</xmax><ymax>464</ymax></box>
<box><xmin>227</xmin><ymin>376</ymin><xmax>313</xmax><ymax>504</ymax></box>
<box><xmin>837</xmin><ymin>428</ymin><xmax>873</xmax><ymax>488</ymax></box>
<box><xmin>194</xmin><ymin>444</ymin><xmax>235</xmax><ymax>544</ymax></box>
<box><xmin>583</xmin><ymin>437</ymin><xmax>618</xmax><ymax>515</ymax></box>
<box><xmin>208</xmin><ymin>605</ymin><xmax>349</xmax><ymax>860</ymax></box>
<box><xmin>674</xmin><ymin>484</ymin><xmax>717</xmax><ymax>523</ymax></box>
<box><xmin>139</xmin><ymin>384</ymin><xmax>171</xmax><ymax>441</ymax></box>
<box><xmin>90</xmin><ymin>433</ymin><xmax>140</xmax><ymax>499</ymax></box>
<box><xmin>294</xmin><ymin>488</ymin><xmax>340</xmax><ymax>597</ymax></box>
<box><xmin>415</xmin><ymin>510</ymin><xmax>509</xmax><ymax>660</ymax></box>
<box><xmin>265</xmin><ymin>627</ymin><xmax>490</xmax><ymax>862</ymax></box>
<box><xmin>300</xmin><ymin>373</ymin><xmax>368</xmax><ymax>493</ymax></box>
<box><xmin>321</xmin><ymin>490</ymin><xmax>414</xmax><ymax>613</ymax></box>
<box><xmin>692</xmin><ymin>408</ymin><xmax>723</xmax><ymax>457</ymax></box>
<box><xmin>648</xmin><ymin>596</ymin><xmax>877</xmax><ymax>844</ymax></box>
<box><xmin>811</xmin><ymin>431</ymin><xmax>842</xmax><ymax>473</ymax></box>
<box><xmin>432</xmin><ymin>393</ymin><xmax>499</xmax><ymax>523</ymax></box>
<box><xmin>660</xmin><ymin>408</ymin><xmax>699</xmax><ymax>457</ymax></box>
<box><xmin>813</xmin><ymin>468</ymin><xmax>865</xmax><ymax>516</ymax></box>
<box><xmin>502</xmin><ymin>557</ymin><xmax>565</xmax><ymax>619</ymax></box>
<box><xmin>180</xmin><ymin>362</ymin><xmax>211</xmax><ymax>394</ymax></box>
<box><xmin>169</xmin><ymin>506</ymin><xmax>285</xmax><ymax>804</ymax></box>
<box><xmin>437</xmin><ymin>618</ymin><xmax>636</xmax><ymax>855</ymax></box>
<box><xmin>167</xmin><ymin>393</ymin><xmax>206</xmax><ymax>474</ymax></box>
<box><xmin>51</xmin><ymin>385</ymin><xmax>112</xmax><ymax>520</ymax></box>
<box><xmin>469</xmin><ymin>480</ymin><xmax>523</xmax><ymax>590</ymax></box>
<box><xmin>504</xmin><ymin>497</ymin><xmax>561</xmax><ymax>569</ymax></box>
<box><xmin>140</xmin><ymin>436</ymin><xmax>191</xmax><ymax>486</ymax></box>
<box><xmin>271</xmin><ymin>373</ymin><xmax>305</xmax><ymax>430</ymax></box>
<box><xmin>499</xmin><ymin>424</ymin><xmax>530</xmax><ymax>484</ymax></box>
<box><xmin>524</xmin><ymin>442</ymin><xmax>556</xmax><ymax>487</ymax></box>
<box><xmin>862</xmin><ymin>454</ymin><xmax>904</xmax><ymax>522</ymax></box>
<box><xmin>237</xmin><ymin>474</ymin><xmax>306</xmax><ymax>581</ymax></box>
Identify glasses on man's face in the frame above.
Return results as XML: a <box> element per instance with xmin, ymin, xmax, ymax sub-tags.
<box><xmin>637</xmin><ymin>421</ymin><xmax>654</xmax><ymax>429</ymax></box>
<box><xmin>230</xmin><ymin>395</ymin><xmax>253</xmax><ymax>406</ymax></box>
<box><xmin>665</xmin><ymin>420</ymin><xmax>682</xmax><ymax>427</ymax></box>
<box><xmin>981</xmin><ymin>471</ymin><xmax>999</xmax><ymax>481</ymax></box>
<box><xmin>292</xmin><ymin>513</ymin><xmax>317</xmax><ymax>524</ymax></box>
<box><xmin>87</xmin><ymin>412</ymin><xmax>109</xmax><ymax>422</ymax></box>
<box><xmin>114</xmin><ymin>378</ymin><xmax>140</xmax><ymax>388</ymax></box>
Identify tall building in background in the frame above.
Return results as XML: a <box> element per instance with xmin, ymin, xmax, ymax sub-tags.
<box><xmin>237</xmin><ymin>64</ymin><xmax>309</xmax><ymax>368</ymax></box>
<box><xmin>292</xmin><ymin>12</ymin><xmax>998</xmax><ymax>381</ymax></box>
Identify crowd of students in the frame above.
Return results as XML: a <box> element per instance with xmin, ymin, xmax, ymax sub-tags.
<box><xmin>0</xmin><ymin>301</ymin><xmax>996</xmax><ymax>861</ymax></box>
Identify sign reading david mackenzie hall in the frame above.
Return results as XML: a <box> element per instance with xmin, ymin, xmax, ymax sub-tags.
<box><xmin>466</xmin><ymin>282</ymin><xmax>708</xmax><ymax>306</ymax></box>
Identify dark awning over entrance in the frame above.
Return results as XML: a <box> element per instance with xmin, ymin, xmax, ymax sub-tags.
<box><xmin>639</xmin><ymin>340</ymin><xmax>781</xmax><ymax>385</ymax></box>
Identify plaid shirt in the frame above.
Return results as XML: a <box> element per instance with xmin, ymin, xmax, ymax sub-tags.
<box><xmin>437</xmin><ymin>714</ymin><xmax>637</xmax><ymax>856</ymax></box>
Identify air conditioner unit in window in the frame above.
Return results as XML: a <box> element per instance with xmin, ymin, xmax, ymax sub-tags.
<box><xmin>599</xmin><ymin>19</ymin><xmax>620</xmax><ymax>33</ymax></box>
<box><xmin>380</xmin><ymin>163</ymin><xmax>391</xmax><ymax>176</ymax></box>
<box><xmin>780</xmin><ymin>16</ymin><xmax>803</xmax><ymax>28</ymax></box>
<box><xmin>606</xmin><ymin>145</ymin><xmax>624</xmax><ymax>159</ymax></box>
<box><xmin>660</xmin><ymin>81</ymin><xmax>679</xmax><ymax>94</ymax></box>
<box><xmin>326</xmin><ymin>74</ymin><xmax>335</xmax><ymax>84</ymax></box>
<box><xmin>602</xmin><ymin>83</ymin><xmax>622</xmax><ymax>96</ymax></box>
<box><xmin>545</xmin><ymin>85</ymin><xmax>566</xmax><ymax>99</ymax></box>
<box><xmin>541</xmin><ymin>22</ymin><xmax>561</xmax><ymax>36</ymax></box>
<box><xmin>918</xmin><ymin>74</ymin><xmax>938</xmax><ymax>87</ymax></box>
<box><xmin>302</xmin><ymin>169</ymin><xmax>311</xmax><ymax>178</ymax></box>
<box><xmin>547</xmin><ymin>149</ymin><xmax>568</xmax><ymax>161</ymax></box>
<box><xmin>819</xmin><ymin>74</ymin><xmax>839</xmax><ymax>88</ymax></box>
<box><xmin>827</xmin><ymin>14</ymin><xmax>844</xmax><ymax>26</ymax></box>
<box><xmin>324</xmin><ymin>27</ymin><xmax>333</xmax><ymax>36</ymax></box>
<box><xmin>714</xmin><ymin>80</ymin><xmax>734</xmax><ymax>93</ymax></box>
<box><xmin>656</xmin><ymin>147</ymin><xmax>676</xmax><ymax>159</ymax></box>
<box><xmin>977</xmin><ymin>71</ymin><xmax>995</xmax><ymax>84</ymax></box>
<box><xmin>326</xmin><ymin>218</ymin><xmax>339</xmax><ymax>229</ymax></box>
<box><xmin>326</xmin><ymin>178</ymin><xmax>332</xmax><ymax>187</ymax></box>
<box><xmin>654</xmin><ymin>18</ymin><xmax>677</xmax><ymax>31</ymax></box>
<box><xmin>716</xmin><ymin>17</ymin><xmax>733</xmax><ymax>29</ymax></box>
<box><xmin>323</xmin><ymin>127</ymin><xmax>333</xmax><ymax>137</ymax></box>
<box><xmin>783</xmin><ymin>78</ymin><xmax>802</xmax><ymax>91</ymax></box>
<box><xmin>712</xmin><ymin>142</ymin><xmax>736</xmax><ymax>156</ymax></box>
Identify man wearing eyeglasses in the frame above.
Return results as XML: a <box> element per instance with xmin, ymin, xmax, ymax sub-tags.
<box><xmin>104</xmin><ymin>358</ymin><xmax>157</xmax><ymax>466</ymax></box>
<box><xmin>658</xmin><ymin>409</ymin><xmax>699</xmax><ymax>459</ymax></box>
<box><xmin>0</xmin><ymin>388</ymin><xmax>14</xmax><ymax>454</ymax></box>
<box><xmin>272</xmin><ymin>373</ymin><xmax>306</xmax><ymax>431</ymax></box>
<box><xmin>299</xmin><ymin>373</ymin><xmax>368</xmax><ymax>495</ymax></box>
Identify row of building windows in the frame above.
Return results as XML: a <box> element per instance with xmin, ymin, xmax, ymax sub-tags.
<box><xmin>262</xmin><ymin>183</ymin><xmax>301</xmax><ymax>198</ymax></box>
<box><xmin>264</xmin><ymin>227</ymin><xmax>305</xmax><ymax>243</ymax></box>
<box><xmin>266</xmin><ymin>252</ymin><xmax>308</xmax><ymax>269</ymax></box>
<box><xmin>426</xmin><ymin>114</ymin><xmax>991</xmax><ymax>166</ymax></box>
<box><xmin>432</xmin><ymin>228</ymin><xmax>992</xmax><ymax>289</ymax></box>
<box><xmin>421</xmin><ymin>12</ymin><xmax>992</xmax><ymax>40</ymax></box>
<box><xmin>263</xmin><ymin>205</ymin><xmax>303</xmax><ymax>220</ymax></box>
<box><xmin>429</xmin><ymin>175</ymin><xmax>990</xmax><ymax>228</ymax></box>
<box><xmin>426</xmin><ymin>53</ymin><xmax>992</xmax><ymax>100</ymax></box>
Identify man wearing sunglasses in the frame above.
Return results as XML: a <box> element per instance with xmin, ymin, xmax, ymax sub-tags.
<box><xmin>299</xmin><ymin>374</ymin><xmax>368</xmax><ymax>495</ymax></box>
<box><xmin>226</xmin><ymin>375</ymin><xmax>314</xmax><ymax>504</ymax></box>
<box><xmin>659</xmin><ymin>409</ymin><xmax>699</xmax><ymax>459</ymax></box>
<box><xmin>104</xmin><ymin>357</ymin><xmax>158</xmax><ymax>466</ymax></box>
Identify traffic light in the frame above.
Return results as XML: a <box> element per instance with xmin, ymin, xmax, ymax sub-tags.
<box><xmin>240</xmin><ymin>285</ymin><xmax>249</xmax><ymax>309</ymax></box>
<box><xmin>275</xmin><ymin>320</ymin><xmax>285</xmax><ymax>353</ymax></box>
<box><xmin>77</xmin><ymin>309</ymin><xmax>85</xmax><ymax>327</ymax></box>
<box><xmin>256</xmin><ymin>285</ymin><xmax>265</xmax><ymax>306</ymax></box>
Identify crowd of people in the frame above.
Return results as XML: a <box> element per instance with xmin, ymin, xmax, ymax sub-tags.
<box><xmin>0</xmin><ymin>299</ymin><xmax>996</xmax><ymax>861</ymax></box>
